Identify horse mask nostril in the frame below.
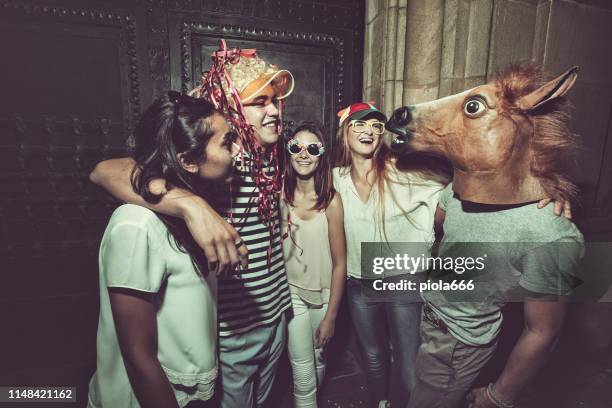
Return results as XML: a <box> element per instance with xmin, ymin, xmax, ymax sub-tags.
<box><xmin>390</xmin><ymin>134</ymin><xmax>408</xmax><ymax>152</ymax></box>
<box><xmin>394</xmin><ymin>107</ymin><xmax>411</xmax><ymax>126</ymax></box>
<box><xmin>385</xmin><ymin>106</ymin><xmax>413</xmax><ymax>151</ymax></box>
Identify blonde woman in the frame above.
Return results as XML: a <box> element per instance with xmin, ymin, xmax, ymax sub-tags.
<box><xmin>333</xmin><ymin>102</ymin><xmax>447</xmax><ymax>407</ymax></box>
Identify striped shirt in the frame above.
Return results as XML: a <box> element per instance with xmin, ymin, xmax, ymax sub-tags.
<box><xmin>208</xmin><ymin>159</ymin><xmax>291</xmax><ymax>336</ymax></box>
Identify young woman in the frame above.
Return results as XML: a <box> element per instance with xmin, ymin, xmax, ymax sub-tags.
<box><xmin>333</xmin><ymin>102</ymin><xmax>448</xmax><ymax>408</ymax></box>
<box><xmin>87</xmin><ymin>92</ymin><xmax>240</xmax><ymax>408</ymax></box>
<box><xmin>281</xmin><ymin>122</ymin><xmax>347</xmax><ymax>408</ymax></box>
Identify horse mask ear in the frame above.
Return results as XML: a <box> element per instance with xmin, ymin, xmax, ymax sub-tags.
<box><xmin>517</xmin><ymin>66</ymin><xmax>579</xmax><ymax>111</ymax></box>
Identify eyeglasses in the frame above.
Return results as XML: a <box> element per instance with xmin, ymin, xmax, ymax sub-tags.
<box><xmin>349</xmin><ymin>120</ymin><xmax>385</xmax><ymax>135</ymax></box>
<box><xmin>286</xmin><ymin>139</ymin><xmax>325</xmax><ymax>157</ymax></box>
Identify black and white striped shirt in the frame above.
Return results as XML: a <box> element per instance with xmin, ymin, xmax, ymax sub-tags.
<box><xmin>209</xmin><ymin>159</ymin><xmax>291</xmax><ymax>336</ymax></box>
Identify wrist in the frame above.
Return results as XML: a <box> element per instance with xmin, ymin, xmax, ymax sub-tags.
<box><xmin>492</xmin><ymin>380</ymin><xmax>515</xmax><ymax>402</ymax></box>
<box><xmin>488</xmin><ymin>382</ymin><xmax>515</xmax><ymax>408</ymax></box>
<box><xmin>323</xmin><ymin>314</ymin><xmax>337</xmax><ymax>322</ymax></box>
<box><xmin>179</xmin><ymin>195</ymin><xmax>208</xmax><ymax>219</ymax></box>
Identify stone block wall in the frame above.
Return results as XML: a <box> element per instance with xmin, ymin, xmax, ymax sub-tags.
<box><xmin>363</xmin><ymin>0</ymin><xmax>612</xmax><ymax>240</ymax></box>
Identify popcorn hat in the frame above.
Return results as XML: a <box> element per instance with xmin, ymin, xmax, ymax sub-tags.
<box><xmin>222</xmin><ymin>49</ymin><xmax>294</xmax><ymax>103</ymax></box>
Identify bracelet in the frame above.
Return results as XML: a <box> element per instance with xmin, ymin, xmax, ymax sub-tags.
<box><xmin>486</xmin><ymin>383</ymin><xmax>514</xmax><ymax>408</ymax></box>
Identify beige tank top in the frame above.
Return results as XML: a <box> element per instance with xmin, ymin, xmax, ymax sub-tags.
<box><xmin>281</xmin><ymin>202</ymin><xmax>333</xmax><ymax>305</ymax></box>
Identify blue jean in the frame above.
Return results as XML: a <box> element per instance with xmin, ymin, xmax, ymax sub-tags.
<box><xmin>347</xmin><ymin>276</ymin><xmax>422</xmax><ymax>407</ymax></box>
<box><xmin>216</xmin><ymin>314</ymin><xmax>287</xmax><ymax>408</ymax></box>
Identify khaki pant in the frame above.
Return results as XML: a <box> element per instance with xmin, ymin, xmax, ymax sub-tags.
<box><xmin>407</xmin><ymin>312</ymin><xmax>498</xmax><ymax>408</ymax></box>
<box><xmin>217</xmin><ymin>315</ymin><xmax>287</xmax><ymax>408</ymax></box>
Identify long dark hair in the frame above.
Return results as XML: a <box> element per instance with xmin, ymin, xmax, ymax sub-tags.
<box><xmin>129</xmin><ymin>91</ymin><xmax>222</xmax><ymax>275</ymax></box>
<box><xmin>283</xmin><ymin>121</ymin><xmax>335</xmax><ymax>210</ymax></box>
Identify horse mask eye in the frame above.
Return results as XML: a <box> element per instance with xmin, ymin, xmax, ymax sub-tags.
<box><xmin>464</xmin><ymin>98</ymin><xmax>487</xmax><ymax>118</ymax></box>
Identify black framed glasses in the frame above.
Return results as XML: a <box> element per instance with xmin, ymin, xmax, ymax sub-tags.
<box><xmin>349</xmin><ymin>120</ymin><xmax>385</xmax><ymax>135</ymax></box>
<box><xmin>286</xmin><ymin>139</ymin><xmax>325</xmax><ymax>157</ymax></box>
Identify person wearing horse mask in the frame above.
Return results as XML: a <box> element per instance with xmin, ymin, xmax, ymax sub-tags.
<box><xmin>385</xmin><ymin>64</ymin><xmax>584</xmax><ymax>408</ymax></box>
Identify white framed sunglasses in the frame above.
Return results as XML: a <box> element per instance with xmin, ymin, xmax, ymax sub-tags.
<box><xmin>286</xmin><ymin>139</ymin><xmax>325</xmax><ymax>157</ymax></box>
<box><xmin>349</xmin><ymin>120</ymin><xmax>386</xmax><ymax>135</ymax></box>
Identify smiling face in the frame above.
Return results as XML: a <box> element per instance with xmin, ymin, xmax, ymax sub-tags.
<box><xmin>242</xmin><ymin>84</ymin><xmax>280</xmax><ymax>147</ymax></box>
<box><xmin>288</xmin><ymin>130</ymin><xmax>323</xmax><ymax>178</ymax></box>
<box><xmin>345</xmin><ymin>116</ymin><xmax>386</xmax><ymax>159</ymax></box>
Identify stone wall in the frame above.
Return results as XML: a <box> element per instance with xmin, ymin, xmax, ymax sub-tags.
<box><xmin>363</xmin><ymin>0</ymin><xmax>612</xmax><ymax>239</ymax></box>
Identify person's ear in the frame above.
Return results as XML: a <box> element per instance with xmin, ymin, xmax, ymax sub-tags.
<box><xmin>178</xmin><ymin>153</ymin><xmax>199</xmax><ymax>174</ymax></box>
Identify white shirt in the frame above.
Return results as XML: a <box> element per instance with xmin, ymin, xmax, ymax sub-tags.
<box><xmin>87</xmin><ymin>205</ymin><xmax>217</xmax><ymax>407</ymax></box>
<box><xmin>333</xmin><ymin>165</ymin><xmax>445</xmax><ymax>279</ymax></box>
<box><xmin>280</xmin><ymin>202</ymin><xmax>333</xmax><ymax>305</ymax></box>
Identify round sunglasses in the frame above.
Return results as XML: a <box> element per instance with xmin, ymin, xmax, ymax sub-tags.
<box><xmin>286</xmin><ymin>139</ymin><xmax>325</xmax><ymax>157</ymax></box>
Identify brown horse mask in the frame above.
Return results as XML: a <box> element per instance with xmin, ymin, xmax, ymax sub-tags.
<box><xmin>385</xmin><ymin>65</ymin><xmax>579</xmax><ymax>205</ymax></box>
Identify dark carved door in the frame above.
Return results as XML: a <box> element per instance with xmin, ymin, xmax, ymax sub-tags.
<box><xmin>0</xmin><ymin>1</ymin><xmax>365</xmax><ymax>405</ymax></box>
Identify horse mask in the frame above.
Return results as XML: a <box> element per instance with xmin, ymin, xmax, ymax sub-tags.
<box><xmin>385</xmin><ymin>65</ymin><xmax>579</xmax><ymax>205</ymax></box>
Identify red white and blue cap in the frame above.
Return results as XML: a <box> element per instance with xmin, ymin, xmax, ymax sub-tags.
<box><xmin>337</xmin><ymin>102</ymin><xmax>386</xmax><ymax>126</ymax></box>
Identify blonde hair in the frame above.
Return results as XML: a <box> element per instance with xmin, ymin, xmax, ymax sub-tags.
<box><xmin>335</xmin><ymin>122</ymin><xmax>452</xmax><ymax>242</ymax></box>
<box><xmin>335</xmin><ymin>122</ymin><xmax>401</xmax><ymax>241</ymax></box>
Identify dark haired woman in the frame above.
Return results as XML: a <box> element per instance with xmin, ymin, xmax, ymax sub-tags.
<box><xmin>281</xmin><ymin>122</ymin><xmax>347</xmax><ymax>408</ymax></box>
<box><xmin>87</xmin><ymin>92</ymin><xmax>239</xmax><ymax>408</ymax></box>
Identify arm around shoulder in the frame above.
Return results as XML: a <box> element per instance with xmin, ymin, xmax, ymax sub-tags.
<box><xmin>90</xmin><ymin>157</ymin><xmax>202</xmax><ymax>219</ymax></box>
<box><xmin>91</xmin><ymin>157</ymin><xmax>247</xmax><ymax>272</ymax></box>
<box><xmin>90</xmin><ymin>157</ymin><xmax>136</xmax><ymax>190</ymax></box>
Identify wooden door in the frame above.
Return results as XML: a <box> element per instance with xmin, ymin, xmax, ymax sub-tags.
<box><xmin>0</xmin><ymin>1</ymin><xmax>365</xmax><ymax>405</ymax></box>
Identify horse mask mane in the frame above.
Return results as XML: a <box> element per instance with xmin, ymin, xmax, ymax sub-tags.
<box><xmin>385</xmin><ymin>64</ymin><xmax>580</xmax><ymax>205</ymax></box>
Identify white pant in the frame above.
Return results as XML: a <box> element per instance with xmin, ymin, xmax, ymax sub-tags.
<box><xmin>287</xmin><ymin>292</ymin><xmax>328</xmax><ymax>408</ymax></box>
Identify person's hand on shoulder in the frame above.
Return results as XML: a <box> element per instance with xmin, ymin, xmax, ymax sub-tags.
<box><xmin>537</xmin><ymin>198</ymin><xmax>572</xmax><ymax>219</ymax></box>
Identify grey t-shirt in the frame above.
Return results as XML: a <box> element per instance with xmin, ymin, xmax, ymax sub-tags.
<box><xmin>423</xmin><ymin>184</ymin><xmax>584</xmax><ymax>346</ymax></box>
